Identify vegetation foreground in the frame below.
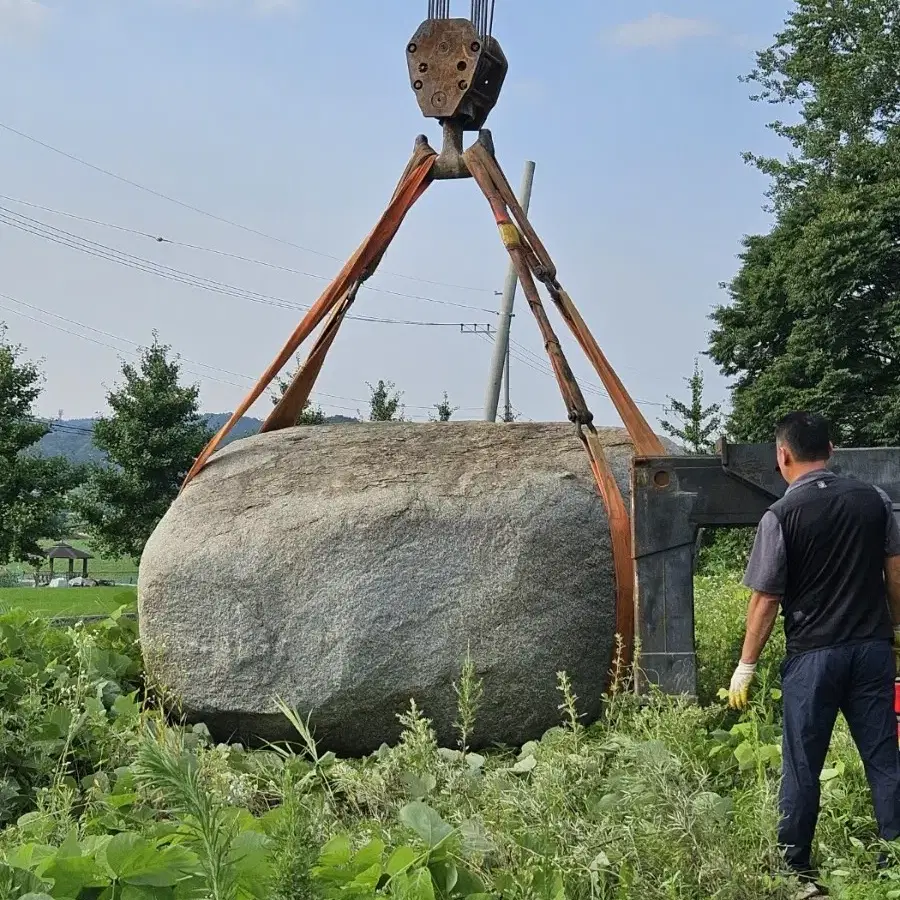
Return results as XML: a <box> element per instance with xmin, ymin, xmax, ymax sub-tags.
<box><xmin>0</xmin><ymin>588</ymin><xmax>136</xmax><ymax>620</ymax></box>
<box><xmin>0</xmin><ymin>576</ymin><xmax>894</xmax><ymax>900</ymax></box>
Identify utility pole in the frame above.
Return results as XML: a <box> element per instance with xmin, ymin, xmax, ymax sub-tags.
<box><xmin>502</xmin><ymin>343</ymin><xmax>512</xmax><ymax>422</ymax></box>
<box><xmin>483</xmin><ymin>160</ymin><xmax>536</xmax><ymax>422</ymax></box>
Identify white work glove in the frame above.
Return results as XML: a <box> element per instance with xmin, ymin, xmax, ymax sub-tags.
<box><xmin>728</xmin><ymin>661</ymin><xmax>757</xmax><ymax>711</ymax></box>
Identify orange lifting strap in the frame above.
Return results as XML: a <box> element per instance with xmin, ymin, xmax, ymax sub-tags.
<box><xmin>181</xmin><ymin>137</ymin><xmax>665</xmax><ymax>672</ymax></box>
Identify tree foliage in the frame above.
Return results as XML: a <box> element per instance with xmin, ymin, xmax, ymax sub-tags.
<box><xmin>74</xmin><ymin>337</ymin><xmax>212</xmax><ymax>560</ymax></box>
<box><xmin>0</xmin><ymin>328</ymin><xmax>76</xmax><ymax>565</ymax></box>
<box><xmin>709</xmin><ymin>0</ymin><xmax>900</xmax><ymax>445</ymax></box>
<box><xmin>367</xmin><ymin>380</ymin><xmax>404</xmax><ymax>422</ymax></box>
<box><xmin>271</xmin><ymin>356</ymin><xmax>327</xmax><ymax>425</ymax></box>
<box><xmin>431</xmin><ymin>392</ymin><xmax>458</xmax><ymax>423</ymax></box>
<box><xmin>660</xmin><ymin>359</ymin><xmax>722</xmax><ymax>454</ymax></box>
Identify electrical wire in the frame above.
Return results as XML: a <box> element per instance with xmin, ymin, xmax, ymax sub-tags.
<box><xmin>0</xmin><ymin>120</ymin><xmax>493</xmax><ymax>295</ymax></box>
<box><xmin>0</xmin><ymin>195</ymin><xmax>500</xmax><ymax>316</ymax></box>
<box><xmin>0</xmin><ymin>291</ymin><xmax>486</xmax><ymax>415</ymax></box>
<box><xmin>0</xmin><ymin>206</ymin><xmax>495</xmax><ymax>329</ymax></box>
<box><xmin>479</xmin><ymin>331</ymin><xmax>665</xmax><ymax>412</ymax></box>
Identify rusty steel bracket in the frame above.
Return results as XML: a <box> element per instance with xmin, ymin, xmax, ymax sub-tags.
<box><xmin>407</xmin><ymin>17</ymin><xmax>507</xmax><ymax>131</ymax></box>
<box><xmin>632</xmin><ymin>443</ymin><xmax>900</xmax><ymax>698</ymax></box>
<box><xmin>415</xmin><ymin>124</ymin><xmax>495</xmax><ymax>180</ymax></box>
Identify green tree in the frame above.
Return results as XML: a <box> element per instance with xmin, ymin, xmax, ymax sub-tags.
<box><xmin>0</xmin><ymin>328</ymin><xmax>77</xmax><ymax>566</ymax></box>
<box><xmin>271</xmin><ymin>356</ymin><xmax>327</xmax><ymax>425</ymax></box>
<box><xmin>430</xmin><ymin>392</ymin><xmax>458</xmax><ymax>422</ymax></box>
<box><xmin>709</xmin><ymin>0</ymin><xmax>900</xmax><ymax>445</ymax></box>
<box><xmin>660</xmin><ymin>359</ymin><xmax>722</xmax><ymax>454</ymax></box>
<box><xmin>367</xmin><ymin>380</ymin><xmax>404</xmax><ymax>422</ymax></box>
<box><xmin>74</xmin><ymin>337</ymin><xmax>212</xmax><ymax>560</ymax></box>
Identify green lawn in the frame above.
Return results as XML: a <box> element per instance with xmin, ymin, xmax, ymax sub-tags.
<box><xmin>0</xmin><ymin>586</ymin><xmax>136</xmax><ymax>618</ymax></box>
<box><xmin>1</xmin><ymin>537</ymin><xmax>139</xmax><ymax>586</ymax></box>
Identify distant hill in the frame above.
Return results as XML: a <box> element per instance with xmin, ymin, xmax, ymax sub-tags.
<box><xmin>33</xmin><ymin>413</ymin><xmax>359</xmax><ymax>465</ymax></box>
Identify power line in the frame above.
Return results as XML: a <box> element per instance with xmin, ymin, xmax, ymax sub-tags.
<box><xmin>0</xmin><ymin>292</ymin><xmax>485</xmax><ymax>415</ymax></box>
<box><xmin>480</xmin><ymin>331</ymin><xmax>665</xmax><ymax>411</ymax></box>
<box><xmin>0</xmin><ymin>206</ymin><xmax>494</xmax><ymax>329</ymax></box>
<box><xmin>0</xmin><ymin>121</ymin><xmax>493</xmax><ymax>295</ymax></box>
<box><xmin>0</xmin><ymin>194</ymin><xmax>499</xmax><ymax>315</ymax></box>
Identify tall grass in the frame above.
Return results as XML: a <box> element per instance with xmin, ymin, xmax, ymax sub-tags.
<box><xmin>0</xmin><ymin>575</ymin><xmax>895</xmax><ymax>899</ymax></box>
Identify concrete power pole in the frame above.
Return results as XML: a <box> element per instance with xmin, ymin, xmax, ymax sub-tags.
<box><xmin>483</xmin><ymin>160</ymin><xmax>536</xmax><ymax>422</ymax></box>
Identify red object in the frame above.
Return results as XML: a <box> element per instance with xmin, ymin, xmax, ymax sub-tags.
<box><xmin>895</xmin><ymin>680</ymin><xmax>900</xmax><ymax>742</ymax></box>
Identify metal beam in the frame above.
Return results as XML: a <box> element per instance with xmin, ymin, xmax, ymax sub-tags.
<box><xmin>632</xmin><ymin>443</ymin><xmax>900</xmax><ymax>697</ymax></box>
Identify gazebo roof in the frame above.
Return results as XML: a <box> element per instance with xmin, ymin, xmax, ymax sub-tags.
<box><xmin>45</xmin><ymin>542</ymin><xmax>92</xmax><ymax>560</ymax></box>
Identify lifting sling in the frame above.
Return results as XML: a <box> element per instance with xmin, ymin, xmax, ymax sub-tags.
<box><xmin>180</xmin><ymin>7</ymin><xmax>668</xmax><ymax>674</ymax></box>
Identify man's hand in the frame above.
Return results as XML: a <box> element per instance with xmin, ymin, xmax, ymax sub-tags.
<box><xmin>728</xmin><ymin>661</ymin><xmax>757</xmax><ymax>710</ymax></box>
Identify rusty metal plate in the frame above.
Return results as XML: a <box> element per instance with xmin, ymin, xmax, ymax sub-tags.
<box><xmin>407</xmin><ymin>18</ymin><xmax>486</xmax><ymax>124</ymax></box>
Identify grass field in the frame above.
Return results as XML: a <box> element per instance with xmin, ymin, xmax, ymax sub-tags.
<box><xmin>0</xmin><ymin>586</ymin><xmax>136</xmax><ymax>617</ymax></box>
<box><xmin>0</xmin><ymin>537</ymin><xmax>139</xmax><ymax>585</ymax></box>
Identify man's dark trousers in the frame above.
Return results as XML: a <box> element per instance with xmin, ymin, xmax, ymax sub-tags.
<box><xmin>780</xmin><ymin>639</ymin><xmax>900</xmax><ymax>873</ymax></box>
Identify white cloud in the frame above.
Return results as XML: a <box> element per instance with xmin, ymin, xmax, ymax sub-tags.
<box><xmin>0</xmin><ymin>0</ymin><xmax>50</xmax><ymax>40</ymax></box>
<box><xmin>609</xmin><ymin>13</ymin><xmax>719</xmax><ymax>49</ymax></box>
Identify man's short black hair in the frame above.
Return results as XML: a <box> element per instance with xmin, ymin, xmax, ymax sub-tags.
<box><xmin>775</xmin><ymin>411</ymin><xmax>832</xmax><ymax>462</ymax></box>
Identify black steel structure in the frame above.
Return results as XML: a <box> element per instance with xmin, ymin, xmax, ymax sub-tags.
<box><xmin>632</xmin><ymin>442</ymin><xmax>900</xmax><ymax>696</ymax></box>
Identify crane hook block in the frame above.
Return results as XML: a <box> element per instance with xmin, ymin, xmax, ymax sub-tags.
<box><xmin>407</xmin><ymin>18</ymin><xmax>508</xmax><ymax>131</ymax></box>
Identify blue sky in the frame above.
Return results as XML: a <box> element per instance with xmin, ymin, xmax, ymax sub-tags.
<box><xmin>0</xmin><ymin>0</ymin><xmax>791</xmax><ymax>425</ymax></box>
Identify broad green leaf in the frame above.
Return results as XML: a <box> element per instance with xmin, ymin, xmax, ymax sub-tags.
<box><xmin>399</xmin><ymin>802</ymin><xmax>454</xmax><ymax>848</ymax></box>
<box><xmin>230</xmin><ymin>830</ymin><xmax>273</xmax><ymax>896</ymax></box>
<box><xmin>386</xmin><ymin>846</ymin><xmax>419</xmax><ymax>877</ymax></box>
<box><xmin>511</xmin><ymin>755</ymin><xmax>537</xmax><ymax>775</ymax></box>
<box><xmin>0</xmin><ymin>862</ymin><xmax>51</xmax><ymax>898</ymax></box>
<box><xmin>18</xmin><ymin>894</ymin><xmax>55</xmax><ymax>900</ymax></box>
<box><xmin>353</xmin><ymin>838</ymin><xmax>385</xmax><ymax>872</ymax></box>
<box><xmin>452</xmin><ymin>866</ymin><xmax>486</xmax><ymax>897</ymax></box>
<box><xmin>57</xmin><ymin>829</ymin><xmax>83</xmax><ymax>859</ymax></box>
<box><xmin>459</xmin><ymin>820</ymin><xmax>494</xmax><ymax>855</ymax></box>
<box><xmin>352</xmin><ymin>862</ymin><xmax>383</xmax><ymax>893</ymax></box>
<box><xmin>465</xmin><ymin>753</ymin><xmax>485</xmax><ymax>772</ymax></box>
<box><xmin>392</xmin><ymin>868</ymin><xmax>435</xmax><ymax>900</ymax></box>
<box><xmin>103</xmin><ymin>833</ymin><xmax>197</xmax><ymax>887</ymax></box>
<box><xmin>5</xmin><ymin>842</ymin><xmax>55</xmax><ymax>871</ymax></box>
<box><xmin>401</xmin><ymin>772</ymin><xmax>437</xmax><ymax>800</ymax></box>
<box><xmin>733</xmin><ymin>742</ymin><xmax>756</xmax><ymax>771</ymax></box>
<box><xmin>42</xmin><ymin>855</ymin><xmax>108</xmax><ymax>897</ymax></box>
<box><xmin>319</xmin><ymin>834</ymin><xmax>352</xmax><ymax>868</ymax></box>
<box><xmin>121</xmin><ymin>886</ymin><xmax>175</xmax><ymax>900</ymax></box>
<box><xmin>428</xmin><ymin>860</ymin><xmax>458</xmax><ymax>897</ymax></box>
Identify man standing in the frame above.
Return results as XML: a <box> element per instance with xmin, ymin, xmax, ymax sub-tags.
<box><xmin>728</xmin><ymin>412</ymin><xmax>900</xmax><ymax>894</ymax></box>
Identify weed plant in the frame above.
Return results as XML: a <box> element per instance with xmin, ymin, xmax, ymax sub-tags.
<box><xmin>0</xmin><ymin>582</ymin><xmax>895</xmax><ymax>900</ymax></box>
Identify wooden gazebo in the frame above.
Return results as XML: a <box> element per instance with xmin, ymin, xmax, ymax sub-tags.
<box><xmin>45</xmin><ymin>543</ymin><xmax>92</xmax><ymax>580</ymax></box>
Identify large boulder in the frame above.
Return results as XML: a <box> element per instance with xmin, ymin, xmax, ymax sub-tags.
<box><xmin>138</xmin><ymin>422</ymin><xmax>636</xmax><ymax>756</ymax></box>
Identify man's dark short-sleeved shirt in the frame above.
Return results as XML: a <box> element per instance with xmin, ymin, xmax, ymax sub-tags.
<box><xmin>744</xmin><ymin>469</ymin><xmax>900</xmax><ymax>652</ymax></box>
<box><xmin>744</xmin><ymin>471</ymin><xmax>900</xmax><ymax>595</ymax></box>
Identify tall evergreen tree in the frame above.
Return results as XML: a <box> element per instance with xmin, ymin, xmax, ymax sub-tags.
<box><xmin>660</xmin><ymin>359</ymin><xmax>722</xmax><ymax>454</ymax></box>
<box><xmin>74</xmin><ymin>337</ymin><xmax>212</xmax><ymax>560</ymax></box>
<box><xmin>0</xmin><ymin>327</ymin><xmax>76</xmax><ymax>565</ymax></box>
